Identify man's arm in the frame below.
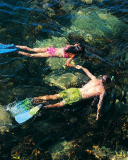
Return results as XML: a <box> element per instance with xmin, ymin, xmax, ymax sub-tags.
<box><xmin>75</xmin><ymin>65</ymin><xmax>96</xmax><ymax>80</ymax></box>
<box><xmin>96</xmin><ymin>93</ymin><xmax>104</xmax><ymax>120</ymax></box>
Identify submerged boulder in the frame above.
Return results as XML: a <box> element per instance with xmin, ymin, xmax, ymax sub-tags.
<box><xmin>44</xmin><ymin>70</ymin><xmax>89</xmax><ymax>89</ymax></box>
<box><xmin>44</xmin><ymin>56</ymin><xmax>87</xmax><ymax>89</ymax></box>
<box><xmin>0</xmin><ymin>105</ymin><xmax>13</xmax><ymax>134</ymax></box>
<box><xmin>46</xmin><ymin>56</ymin><xmax>84</xmax><ymax>70</ymax></box>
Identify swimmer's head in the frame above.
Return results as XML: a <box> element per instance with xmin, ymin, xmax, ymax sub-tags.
<box><xmin>75</xmin><ymin>43</ymin><xmax>85</xmax><ymax>52</ymax></box>
<box><xmin>65</xmin><ymin>43</ymin><xmax>85</xmax><ymax>55</ymax></box>
<box><xmin>100</xmin><ymin>75</ymin><xmax>112</xmax><ymax>84</ymax></box>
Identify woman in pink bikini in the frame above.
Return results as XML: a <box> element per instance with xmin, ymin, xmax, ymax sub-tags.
<box><xmin>16</xmin><ymin>43</ymin><xmax>85</xmax><ymax>67</ymax></box>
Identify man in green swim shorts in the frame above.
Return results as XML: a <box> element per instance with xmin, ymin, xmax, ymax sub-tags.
<box><xmin>33</xmin><ymin>66</ymin><xmax>112</xmax><ymax>120</ymax></box>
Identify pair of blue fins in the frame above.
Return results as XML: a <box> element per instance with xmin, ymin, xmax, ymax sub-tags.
<box><xmin>0</xmin><ymin>44</ymin><xmax>43</xmax><ymax>124</ymax></box>
<box><xmin>0</xmin><ymin>43</ymin><xmax>17</xmax><ymax>54</ymax></box>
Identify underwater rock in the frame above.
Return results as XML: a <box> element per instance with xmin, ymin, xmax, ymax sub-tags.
<box><xmin>44</xmin><ymin>56</ymin><xmax>87</xmax><ymax>89</ymax></box>
<box><xmin>70</xmin><ymin>117</ymin><xmax>77</xmax><ymax>123</ymax></box>
<box><xmin>35</xmin><ymin>36</ymin><xmax>68</xmax><ymax>48</ymax></box>
<box><xmin>44</xmin><ymin>70</ymin><xmax>89</xmax><ymax>89</ymax></box>
<box><xmin>124</xmin><ymin>78</ymin><xmax>128</xmax><ymax>85</ymax></box>
<box><xmin>0</xmin><ymin>105</ymin><xmax>13</xmax><ymax>134</ymax></box>
<box><xmin>62</xmin><ymin>2</ymin><xmax>74</xmax><ymax>12</ymax></box>
<box><xmin>90</xmin><ymin>145</ymin><xmax>128</xmax><ymax>160</ymax></box>
<box><xmin>126</xmin><ymin>92</ymin><xmax>128</xmax><ymax>103</ymax></box>
<box><xmin>46</xmin><ymin>57</ymin><xmax>68</xmax><ymax>70</ymax></box>
<box><xmin>46</xmin><ymin>56</ymin><xmax>84</xmax><ymax>70</ymax></box>
<box><xmin>115</xmin><ymin>101</ymin><xmax>128</xmax><ymax>115</ymax></box>
<box><xmin>48</xmin><ymin>140</ymin><xmax>75</xmax><ymax>159</ymax></box>
<box><xmin>115</xmin><ymin>85</ymin><xmax>122</xmax><ymax>99</ymax></box>
<box><xmin>113</xmin><ymin>89</ymin><xmax>128</xmax><ymax>116</ymax></box>
<box><xmin>85</xmin><ymin>0</ymin><xmax>93</xmax><ymax>4</ymax></box>
<box><xmin>68</xmin><ymin>6</ymin><xmax>126</xmax><ymax>45</ymax></box>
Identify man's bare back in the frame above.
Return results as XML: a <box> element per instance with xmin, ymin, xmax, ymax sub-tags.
<box><xmin>79</xmin><ymin>79</ymin><xmax>105</xmax><ymax>99</ymax></box>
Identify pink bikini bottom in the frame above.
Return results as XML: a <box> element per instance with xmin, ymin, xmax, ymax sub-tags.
<box><xmin>46</xmin><ymin>46</ymin><xmax>55</xmax><ymax>57</ymax></box>
<box><xmin>46</xmin><ymin>46</ymin><xmax>68</xmax><ymax>58</ymax></box>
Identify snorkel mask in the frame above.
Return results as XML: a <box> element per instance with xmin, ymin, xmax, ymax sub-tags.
<box><xmin>75</xmin><ymin>45</ymin><xmax>82</xmax><ymax>51</ymax></box>
<box><xmin>99</xmin><ymin>75</ymin><xmax>105</xmax><ymax>83</ymax></box>
<box><xmin>99</xmin><ymin>75</ymin><xmax>114</xmax><ymax>83</ymax></box>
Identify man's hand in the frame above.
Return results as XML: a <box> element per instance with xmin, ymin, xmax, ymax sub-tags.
<box><xmin>75</xmin><ymin>65</ymin><xmax>83</xmax><ymax>69</ymax></box>
<box><xmin>96</xmin><ymin>113</ymin><xmax>99</xmax><ymax>120</ymax></box>
<box><xmin>96</xmin><ymin>104</ymin><xmax>101</xmax><ymax>120</ymax></box>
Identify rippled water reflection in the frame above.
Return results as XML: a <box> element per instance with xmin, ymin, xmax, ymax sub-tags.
<box><xmin>0</xmin><ymin>0</ymin><xmax>128</xmax><ymax>159</ymax></box>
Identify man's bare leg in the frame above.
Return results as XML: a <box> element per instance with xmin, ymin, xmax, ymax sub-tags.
<box><xmin>16</xmin><ymin>45</ymin><xmax>47</xmax><ymax>52</ymax></box>
<box><xmin>33</xmin><ymin>94</ymin><xmax>65</xmax><ymax>108</ymax></box>
<box><xmin>43</xmin><ymin>100</ymin><xmax>65</xmax><ymax>108</ymax></box>
<box><xmin>18</xmin><ymin>51</ymin><xmax>51</xmax><ymax>57</ymax></box>
<box><xmin>33</xmin><ymin>94</ymin><xmax>60</xmax><ymax>103</ymax></box>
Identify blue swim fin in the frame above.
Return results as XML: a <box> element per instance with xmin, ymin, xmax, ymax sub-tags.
<box><xmin>0</xmin><ymin>43</ymin><xmax>15</xmax><ymax>49</ymax></box>
<box><xmin>0</xmin><ymin>48</ymin><xmax>17</xmax><ymax>54</ymax></box>
<box><xmin>15</xmin><ymin>104</ymin><xmax>43</xmax><ymax>124</ymax></box>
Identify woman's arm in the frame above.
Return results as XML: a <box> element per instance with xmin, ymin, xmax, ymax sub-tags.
<box><xmin>64</xmin><ymin>54</ymin><xmax>76</xmax><ymax>68</ymax></box>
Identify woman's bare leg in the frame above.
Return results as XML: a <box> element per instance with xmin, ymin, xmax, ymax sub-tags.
<box><xmin>16</xmin><ymin>45</ymin><xmax>47</xmax><ymax>52</ymax></box>
<box><xmin>43</xmin><ymin>100</ymin><xmax>65</xmax><ymax>108</ymax></box>
<box><xmin>18</xmin><ymin>51</ymin><xmax>51</xmax><ymax>57</ymax></box>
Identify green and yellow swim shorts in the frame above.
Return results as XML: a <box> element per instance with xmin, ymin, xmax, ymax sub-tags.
<box><xmin>59</xmin><ymin>88</ymin><xmax>82</xmax><ymax>105</ymax></box>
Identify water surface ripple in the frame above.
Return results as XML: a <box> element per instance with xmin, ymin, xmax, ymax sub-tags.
<box><xmin>0</xmin><ymin>0</ymin><xmax>128</xmax><ymax>159</ymax></box>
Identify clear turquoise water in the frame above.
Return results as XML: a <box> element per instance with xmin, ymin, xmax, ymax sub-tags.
<box><xmin>0</xmin><ymin>0</ymin><xmax>128</xmax><ymax>159</ymax></box>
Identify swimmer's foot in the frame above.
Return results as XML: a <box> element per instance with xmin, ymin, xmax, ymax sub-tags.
<box><xmin>16</xmin><ymin>45</ymin><xmax>35</xmax><ymax>52</ymax></box>
<box><xmin>16</xmin><ymin>45</ymin><xmax>30</xmax><ymax>50</ymax></box>
<box><xmin>37</xmin><ymin>104</ymin><xmax>43</xmax><ymax>109</ymax></box>
<box><xmin>32</xmin><ymin>98</ymin><xmax>46</xmax><ymax>105</ymax></box>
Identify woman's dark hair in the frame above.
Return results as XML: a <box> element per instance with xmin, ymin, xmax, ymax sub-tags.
<box><xmin>100</xmin><ymin>75</ymin><xmax>111</xmax><ymax>84</ymax></box>
<box><xmin>65</xmin><ymin>43</ymin><xmax>85</xmax><ymax>55</ymax></box>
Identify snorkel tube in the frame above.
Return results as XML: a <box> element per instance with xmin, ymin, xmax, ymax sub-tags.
<box><xmin>111</xmin><ymin>76</ymin><xmax>114</xmax><ymax>81</ymax></box>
